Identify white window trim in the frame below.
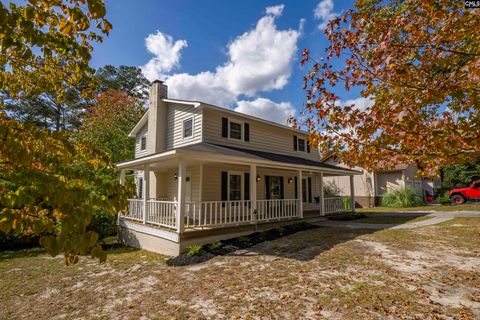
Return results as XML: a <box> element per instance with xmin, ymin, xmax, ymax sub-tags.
<box><xmin>227</xmin><ymin>171</ymin><xmax>244</xmax><ymax>201</ymax></box>
<box><xmin>182</xmin><ymin>117</ymin><xmax>194</xmax><ymax>140</ymax></box>
<box><xmin>140</xmin><ymin>135</ymin><xmax>147</xmax><ymax>151</ymax></box>
<box><xmin>227</xmin><ymin>118</ymin><xmax>244</xmax><ymax>141</ymax></box>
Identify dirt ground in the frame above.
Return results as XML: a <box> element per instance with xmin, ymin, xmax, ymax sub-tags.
<box><xmin>1</xmin><ymin>214</ymin><xmax>479</xmax><ymax>319</ymax></box>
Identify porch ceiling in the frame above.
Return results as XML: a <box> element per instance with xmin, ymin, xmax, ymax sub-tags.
<box><xmin>116</xmin><ymin>143</ymin><xmax>361</xmax><ymax>176</ymax></box>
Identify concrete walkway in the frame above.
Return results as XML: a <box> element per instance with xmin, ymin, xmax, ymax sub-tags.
<box><xmin>311</xmin><ymin>210</ymin><xmax>480</xmax><ymax>230</ymax></box>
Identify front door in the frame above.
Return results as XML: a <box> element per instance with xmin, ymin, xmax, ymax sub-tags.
<box><xmin>302</xmin><ymin>178</ymin><xmax>307</xmax><ymax>203</ymax></box>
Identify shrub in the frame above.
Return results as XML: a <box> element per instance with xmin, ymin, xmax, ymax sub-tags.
<box><xmin>87</xmin><ymin>209</ymin><xmax>117</xmax><ymax>240</ymax></box>
<box><xmin>324</xmin><ymin>181</ymin><xmax>342</xmax><ymax>197</ymax></box>
<box><xmin>437</xmin><ymin>191</ymin><xmax>451</xmax><ymax>205</ymax></box>
<box><xmin>381</xmin><ymin>187</ymin><xmax>424</xmax><ymax>208</ymax></box>
<box><xmin>207</xmin><ymin>241</ymin><xmax>222</xmax><ymax>251</ymax></box>
<box><xmin>186</xmin><ymin>244</ymin><xmax>202</xmax><ymax>256</ymax></box>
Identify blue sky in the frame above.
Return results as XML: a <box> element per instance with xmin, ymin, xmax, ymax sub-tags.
<box><xmin>90</xmin><ymin>0</ymin><xmax>363</xmax><ymax>124</ymax></box>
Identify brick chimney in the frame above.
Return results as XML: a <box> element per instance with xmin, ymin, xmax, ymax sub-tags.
<box><xmin>147</xmin><ymin>80</ymin><xmax>168</xmax><ymax>154</ymax></box>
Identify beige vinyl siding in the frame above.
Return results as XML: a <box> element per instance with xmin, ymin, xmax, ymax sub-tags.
<box><xmin>202</xmin><ymin>108</ymin><xmax>320</xmax><ymax>161</ymax></box>
<box><xmin>166</xmin><ymin>103</ymin><xmax>202</xmax><ymax>150</ymax></box>
<box><xmin>135</xmin><ymin>125</ymin><xmax>148</xmax><ymax>158</ymax></box>
<box><xmin>165</xmin><ymin>166</ymin><xmax>201</xmax><ymax>202</ymax></box>
<box><xmin>201</xmin><ymin>165</ymin><xmax>301</xmax><ymax>202</ymax></box>
<box><xmin>201</xmin><ymin>164</ymin><xmax>250</xmax><ymax>202</ymax></box>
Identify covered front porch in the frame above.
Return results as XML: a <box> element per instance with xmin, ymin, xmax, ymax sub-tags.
<box><xmin>116</xmin><ymin>144</ymin><xmax>359</xmax><ymax>255</ymax></box>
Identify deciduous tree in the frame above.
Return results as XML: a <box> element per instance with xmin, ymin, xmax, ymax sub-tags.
<box><xmin>0</xmin><ymin>1</ymin><xmax>128</xmax><ymax>264</ymax></box>
<box><xmin>298</xmin><ymin>0</ymin><xmax>480</xmax><ymax>176</ymax></box>
<box><xmin>79</xmin><ymin>89</ymin><xmax>144</xmax><ymax>163</ymax></box>
<box><xmin>0</xmin><ymin>0</ymin><xmax>111</xmax><ymax>99</ymax></box>
<box><xmin>0</xmin><ymin>113</ymin><xmax>132</xmax><ymax>264</ymax></box>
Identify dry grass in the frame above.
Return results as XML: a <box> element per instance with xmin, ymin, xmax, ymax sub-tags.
<box><xmin>1</xmin><ymin>218</ymin><xmax>479</xmax><ymax>319</ymax></box>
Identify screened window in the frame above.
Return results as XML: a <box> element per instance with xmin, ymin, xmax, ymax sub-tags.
<box><xmin>298</xmin><ymin>138</ymin><xmax>305</xmax><ymax>152</ymax></box>
<box><xmin>140</xmin><ymin>136</ymin><xmax>147</xmax><ymax>150</ymax></box>
<box><xmin>229</xmin><ymin>174</ymin><xmax>242</xmax><ymax>200</ymax></box>
<box><xmin>183</xmin><ymin>118</ymin><xmax>193</xmax><ymax>138</ymax></box>
<box><xmin>229</xmin><ymin>122</ymin><xmax>242</xmax><ymax>140</ymax></box>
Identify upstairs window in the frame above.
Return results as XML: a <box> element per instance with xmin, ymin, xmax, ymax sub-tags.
<box><xmin>140</xmin><ymin>136</ymin><xmax>147</xmax><ymax>150</ymax></box>
<box><xmin>229</xmin><ymin>121</ymin><xmax>242</xmax><ymax>140</ymax></box>
<box><xmin>183</xmin><ymin>118</ymin><xmax>193</xmax><ymax>138</ymax></box>
<box><xmin>298</xmin><ymin>138</ymin><xmax>305</xmax><ymax>152</ymax></box>
<box><xmin>222</xmin><ymin>117</ymin><xmax>249</xmax><ymax>142</ymax></box>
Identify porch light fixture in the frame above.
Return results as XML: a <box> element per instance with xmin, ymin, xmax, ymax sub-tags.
<box><xmin>256</xmin><ymin>175</ymin><xmax>261</xmax><ymax>182</ymax></box>
<box><xmin>174</xmin><ymin>173</ymin><xmax>178</xmax><ymax>180</ymax></box>
<box><xmin>288</xmin><ymin>177</ymin><xmax>293</xmax><ymax>184</ymax></box>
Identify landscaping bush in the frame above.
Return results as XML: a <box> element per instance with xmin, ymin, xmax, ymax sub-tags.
<box><xmin>381</xmin><ymin>187</ymin><xmax>424</xmax><ymax>208</ymax></box>
<box><xmin>87</xmin><ymin>209</ymin><xmax>117</xmax><ymax>240</ymax></box>
<box><xmin>324</xmin><ymin>181</ymin><xmax>342</xmax><ymax>197</ymax></box>
<box><xmin>437</xmin><ymin>191</ymin><xmax>452</xmax><ymax>205</ymax></box>
<box><xmin>186</xmin><ymin>244</ymin><xmax>203</xmax><ymax>256</ymax></box>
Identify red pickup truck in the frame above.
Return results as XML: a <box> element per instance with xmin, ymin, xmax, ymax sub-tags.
<box><xmin>450</xmin><ymin>181</ymin><xmax>480</xmax><ymax>204</ymax></box>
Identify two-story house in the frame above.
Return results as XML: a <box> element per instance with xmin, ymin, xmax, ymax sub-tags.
<box><xmin>117</xmin><ymin>80</ymin><xmax>360</xmax><ymax>255</ymax></box>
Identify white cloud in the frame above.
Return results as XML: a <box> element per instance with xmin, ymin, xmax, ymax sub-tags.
<box><xmin>216</xmin><ymin>13</ymin><xmax>300</xmax><ymax>96</ymax></box>
<box><xmin>338</xmin><ymin>96</ymin><xmax>375</xmax><ymax>111</ymax></box>
<box><xmin>141</xmin><ymin>31</ymin><xmax>188</xmax><ymax>81</ymax></box>
<box><xmin>166</xmin><ymin>72</ymin><xmax>237</xmax><ymax>108</ymax></box>
<box><xmin>265</xmin><ymin>4</ymin><xmax>285</xmax><ymax>17</ymax></box>
<box><xmin>313</xmin><ymin>0</ymin><xmax>338</xmax><ymax>30</ymax></box>
<box><xmin>142</xmin><ymin>6</ymin><xmax>301</xmax><ymax>124</ymax></box>
<box><xmin>235</xmin><ymin>98</ymin><xmax>296</xmax><ymax>124</ymax></box>
<box><xmin>299</xmin><ymin>18</ymin><xmax>306</xmax><ymax>34</ymax></box>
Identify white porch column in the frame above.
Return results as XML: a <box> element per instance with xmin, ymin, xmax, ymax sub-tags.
<box><xmin>143</xmin><ymin>166</ymin><xmax>150</xmax><ymax>223</ymax></box>
<box><xmin>119</xmin><ymin>169</ymin><xmax>125</xmax><ymax>186</ymax></box>
<box><xmin>319</xmin><ymin>172</ymin><xmax>325</xmax><ymax>216</ymax></box>
<box><xmin>297</xmin><ymin>170</ymin><xmax>303</xmax><ymax>218</ymax></box>
<box><xmin>177</xmin><ymin>159</ymin><xmax>186</xmax><ymax>233</ymax></box>
<box><xmin>250</xmin><ymin>164</ymin><xmax>257</xmax><ymax>221</ymax></box>
<box><xmin>350</xmin><ymin>175</ymin><xmax>355</xmax><ymax>212</ymax></box>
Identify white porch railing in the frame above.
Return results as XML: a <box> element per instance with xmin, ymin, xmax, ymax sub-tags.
<box><xmin>324</xmin><ymin>197</ymin><xmax>351</xmax><ymax>215</ymax></box>
<box><xmin>184</xmin><ymin>199</ymin><xmax>301</xmax><ymax>228</ymax></box>
<box><xmin>146</xmin><ymin>200</ymin><xmax>177</xmax><ymax>229</ymax></box>
<box><xmin>185</xmin><ymin>200</ymin><xmax>253</xmax><ymax>228</ymax></box>
<box><xmin>256</xmin><ymin>199</ymin><xmax>299</xmax><ymax>222</ymax></box>
<box><xmin>122</xmin><ymin>197</ymin><xmax>352</xmax><ymax>231</ymax></box>
<box><xmin>121</xmin><ymin>199</ymin><xmax>177</xmax><ymax>229</ymax></box>
<box><xmin>125</xmin><ymin>199</ymin><xmax>143</xmax><ymax>221</ymax></box>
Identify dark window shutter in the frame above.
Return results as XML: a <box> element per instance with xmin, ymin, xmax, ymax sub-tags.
<box><xmin>222</xmin><ymin>117</ymin><xmax>228</xmax><ymax>138</ymax></box>
<box><xmin>265</xmin><ymin>176</ymin><xmax>270</xmax><ymax>200</ymax></box>
<box><xmin>244</xmin><ymin>173</ymin><xmax>250</xmax><ymax>201</ymax></box>
<box><xmin>308</xmin><ymin>177</ymin><xmax>312</xmax><ymax>203</ymax></box>
<box><xmin>307</xmin><ymin>141</ymin><xmax>311</xmax><ymax>153</ymax></box>
<box><xmin>221</xmin><ymin>171</ymin><xmax>228</xmax><ymax>204</ymax></box>
<box><xmin>293</xmin><ymin>135</ymin><xmax>298</xmax><ymax>151</ymax></box>
<box><xmin>294</xmin><ymin>176</ymin><xmax>298</xmax><ymax>199</ymax></box>
<box><xmin>280</xmin><ymin>177</ymin><xmax>284</xmax><ymax>199</ymax></box>
<box><xmin>244</xmin><ymin>123</ymin><xmax>250</xmax><ymax>142</ymax></box>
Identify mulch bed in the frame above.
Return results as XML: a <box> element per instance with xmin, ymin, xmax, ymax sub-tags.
<box><xmin>327</xmin><ymin>213</ymin><xmax>366</xmax><ymax>221</ymax></box>
<box><xmin>167</xmin><ymin>222</ymin><xmax>318</xmax><ymax>266</ymax></box>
